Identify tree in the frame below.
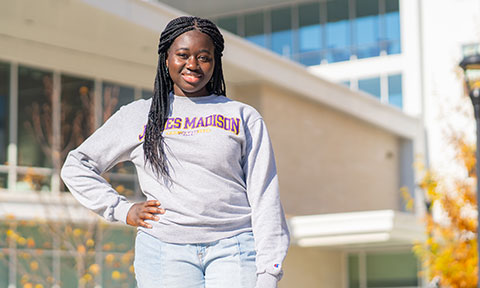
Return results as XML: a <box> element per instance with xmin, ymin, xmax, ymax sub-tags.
<box><xmin>414</xmin><ymin>132</ymin><xmax>478</xmax><ymax>287</ymax></box>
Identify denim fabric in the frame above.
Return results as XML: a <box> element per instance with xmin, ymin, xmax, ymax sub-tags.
<box><xmin>134</xmin><ymin>230</ymin><xmax>257</xmax><ymax>288</ymax></box>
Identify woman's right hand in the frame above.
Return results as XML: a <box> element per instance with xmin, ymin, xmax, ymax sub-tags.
<box><xmin>126</xmin><ymin>200</ymin><xmax>165</xmax><ymax>229</ymax></box>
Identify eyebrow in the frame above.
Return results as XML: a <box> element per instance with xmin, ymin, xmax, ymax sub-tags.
<box><xmin>175</xmin><ymin>48</ymin><xmax>212</xmax><ymax>54</ymax></box>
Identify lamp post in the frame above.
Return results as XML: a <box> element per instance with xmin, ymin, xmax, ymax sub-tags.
<box><xmin>459</xmin><ymin>53</ymin><xmax>480</xmax><ymax>287</ymax></box>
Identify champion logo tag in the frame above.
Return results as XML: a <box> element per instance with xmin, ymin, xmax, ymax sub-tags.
<box><xmin>274</xmin><ymin>264</ymin><xmax>280</xmax><ymax>268</ymax></box>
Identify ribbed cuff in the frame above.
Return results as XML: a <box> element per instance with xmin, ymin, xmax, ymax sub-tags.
<box><xmin>256</xmin><ymin>273</ymin><xmax>278</xmax><ymax>288</ymax></box>
<box><xmin>112</xmin><ymin>201</ymin><xmax>135</xmax><ymax>224</ymax></box>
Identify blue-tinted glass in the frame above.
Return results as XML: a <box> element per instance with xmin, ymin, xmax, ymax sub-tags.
<box><xmin>388</xmin><ymin>74</ymin><xmax>402</xmax><ymax>108</ymax></box>
<box><xmin>326</xmin><ymin>0</ymin><xmax>351</xmax><ymax>63</ymax></box>
<box><xmin>300</xmin><ymin>25</ymin><xmax>322</xmax><ymax>52</ymax></box>
<box><xmin>356</xmin><ymin>16</ymin><xmax>380</xmax><ymax>58</ymax></box>
<box><xmin>355</xmin><ymin>0</ymin><xmax>380</xmax><ymax>59</ymax></box>
<box><xmin>271</xmin><ymin>7</ymin><xmax>293</xmax><ymax>57</ymax></box>
<box><xmin>341</xmin><ymin>80</ymin><xmax>351</xmax><ymax>87</ymax></box>
<box><xmin>218</xmin><ymin>16</ymin><xmax>238</xmax><ymax>34</ymax></box>
<box><xmin>0</xmin><ymin>62</ymin><xmax>8</xmax><ymax>166</ymax></box>
<box><xmin>358</xmin><ymin>77</ymin><xmax>381</xmax><ymax>99</ymax></box>
<box><xmin>299</xmin><ymin>52</ymin><xmax>322</xmax><ymax>66</ymax></box>
<box><xmin>245</xmin><ymin>12</ymin><xmax>266</xmax><ymax>47</ymax></box>
<box><xmin>299</xmin><ymin>3</ymin><xmax>321</xmax><ymax>52</ymax></box>
<box><xmin>326</xmin><ymin>21</ymin><xmax>351</xmax><ymax>62</ymax></box>
<box><xmin>385</xmin><ymin>11</ymin><xmax>401</xmax><ymax>54</ymax></box>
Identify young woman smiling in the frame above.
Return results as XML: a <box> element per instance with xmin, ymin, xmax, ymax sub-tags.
<box><xmin>61</xmin><ymin>16</ymin><xmax>289</xmax><ymax>288</ymax></box>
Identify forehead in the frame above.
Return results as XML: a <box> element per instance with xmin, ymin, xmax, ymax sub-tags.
<box><xmin>170</xmin><ymin>29</ymin><xmax>214</xmax><ymax>51</ymax></box>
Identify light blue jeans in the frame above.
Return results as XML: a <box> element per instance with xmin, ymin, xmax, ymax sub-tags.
<box><xmin>134</xmin><ymin>230</ymin><xmax>257</xmax><ymax>288</ymax></box>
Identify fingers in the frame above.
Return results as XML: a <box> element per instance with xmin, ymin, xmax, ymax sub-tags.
<box><xmin>145</xmin><ymin>200</ymin><xmax>161</xmax><ymax>207</ymax></box>
<box><xmin>144</xmin><ymin>206</ymin><xmax>165</xmax><ymax>214</ymax></box>
<box><xmin>126</xmin><ymin>200</ymin><xmax>166</xmax><ymax>229</ymax></box>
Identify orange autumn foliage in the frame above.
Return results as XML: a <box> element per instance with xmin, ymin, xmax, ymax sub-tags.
<box><xmin>414</xmin><ymin>135</ymin><xmax>478</xmax><ymax>287</ymax></box>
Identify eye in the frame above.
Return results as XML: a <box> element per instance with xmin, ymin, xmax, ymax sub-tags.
<box><xmin>176</xmin><ymin>53</ymin><xmax>188</xmax><ymax>59</ymax></box>
<box><xmin>198</xmin><ymin>55</ymin><xmax>212</xmax><ymax>62</ymax></box>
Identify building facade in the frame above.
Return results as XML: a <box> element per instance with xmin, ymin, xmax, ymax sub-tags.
<box><xmin>3</xmin><ymin>0</ymin><xmax>471</xmax><ymax>287</ymax></box>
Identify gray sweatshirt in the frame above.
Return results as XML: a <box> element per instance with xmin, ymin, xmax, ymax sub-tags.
<box><xmin>61</xmin><ymin>93</ymin><xmax>290</xmax><ymax>287</ymax></box>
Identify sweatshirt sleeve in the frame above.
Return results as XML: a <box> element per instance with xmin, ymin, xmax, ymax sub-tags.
<box><xmin>243</xmin><ymin>118</ymin><xmax>290</xmax><ymax>288</ymax></box>
<box><xmin>60</xmin><ymin>105</ymin><xmax>137</xmax><ymax>224</ymax></box>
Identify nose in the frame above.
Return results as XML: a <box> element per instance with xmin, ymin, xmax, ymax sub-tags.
<box><xmin>186</xmin><ymin>56</ymin><xmax>198</xmax><ymax>70</ymax></box>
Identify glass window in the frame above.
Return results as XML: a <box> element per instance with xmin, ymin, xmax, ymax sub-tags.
<box><xmin>0</xmin><ymin>62</ymin><xmax>9</xmax><ymax>166</ymax></box>
<box><xmin>16</xmin><ymin>221</ymin><xmax>53</xmax><ymax>250</ymax></box>
<box><xmin>102</xmin><ymin>82</ymin><xmax>137</xmax><ymax>197</ymax></box>
<box><xmin>61</xmin><ymin>74</ymin><xmax>95</xmax><ymax>151</ymax></box>
<box><xmin>60</xmin><ymin>255</ymin><xmax>96</xmax><ymax>287</ymax></box>
<box><xmin>102</xmin><ymin>252</ymin><xmax>135</xmax><ymax>287</ymax></box>
<box><xmin>384</xmin><ymin>0</ymin><xmax>401</xmax><ymax>54</ymax></box>
<box><xmin>18</xmin><ymin>66</ymin><xmax>54</xmax><ymax>168</ymax></box>
<box><xmin>388</xmin><ymin>74</ymin><xmax>402</xmax><ymax>108</ymax></box>
<box><xmin>366</xmin><ymin>252</ymin><xmax>418</xmax><ymax>287</ymax></box>
<box><xmin>298</xmin><ymin>3</ymin><xmax>322</xmax><ymax>66</ymax></box>
<box><xmin>245</xmin><ymin>12</ymin><xmax>266</xmax><ymax>47</ymax></box>
<box><xmin>0</xmin><ymin>250</ymin><xmax>8</xmax><ymax>287</ymax></box>
<box><xmin>355</xmin><ymin>0</ymin><xmax>380</xmax><ymax>59</ymax></box>
<box><xmin>217</xmin><ymin>16</ymin><xmax>238</xmax><ymax>35</ymax></box>
<box><xmin>326</xmin><ymin>0</ymin><xmax>351</xmax><ymax>63</ymax></box>
<box><xmin>142</xmin><ymin>89</ymin><xmax>152</xmax><ymax>100</ymax></box>
<box><xmin>358</xmin><ymin>77</ymin><xmax>381</xmax><ymax>99</ymax></box>
<box><xmin>16</xmin><ymin>252</ymin><xmax>53</xmax><ymax>287</ymax></box>
<box><xmin>271</xmin><ymin>7</ymin><xmax>293</xmax><ymax>58</ymax></box>
<box><xmin>101</xmin><ymin>225</ymin><xmax>135</xmax><ymax>253</ymax></box>
<box><xmin>348</xmin><ymin>254</ymin><xmax>360</xmax><ymax>288</ymax></box>
<box><xmin>102</xmin><ymin>82</ymin><xmax>135</xmax><ymax>123</ymax></box>
<box><xmin>60</xmin><ymin>74</ymin><xmax>95</xmax><ymax>191</ymax></box>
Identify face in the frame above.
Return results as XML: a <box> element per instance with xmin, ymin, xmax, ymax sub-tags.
<box><xmin>166</xmin><ymin>30</ymin><xmax>215</xmax><ymax>97</ymax></box>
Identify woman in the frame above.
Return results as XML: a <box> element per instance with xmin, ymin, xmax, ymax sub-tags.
<box><xmin>61</xmin><ymin>16</ymin><xmax>289</xmax><ymax>288</ymax></box>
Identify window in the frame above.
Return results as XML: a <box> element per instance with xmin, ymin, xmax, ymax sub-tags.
<box><xmin>0</xmin><ymin>62</ymin><xmax>9</xmax><ymax>189</ymax></box>
<box><xmin>271</xmin><ymin>7</ymin><xmax>293</xmax><ymax>58</ymax></box>
<box><xmin>102</xmin><ymin>82</ymin><xmax>135</xmax><ymax>123</ymax></box>
<box><xmin>326</xmin><ymin>0</ymin><xmax>351</xmax><ymax>63</ymax></box>
<box><xmin>0</xmin><ymin>62</ymin><xmax>8</xmax><ymax>167</ymax></box>
<box><xmin>355</xmin><ymin>0</ymin><xmax>380</xmax><ymax>59</ymax></box>
<box><xmin>384</xmin><ymin>0</ymin><xmax>401</xmax><ymax>54</ymax></box>
<box><xmin>298</xmin><ymin>2</ymin><xmax>322</xmax><ymax>66</ymax></box>
<box><xmin>388</xmin><ymin>74</ymin><xmax>402</xmax><ymax>108</ymax></box>
<box><xmin>348</xmin><ymin>251</ymin><xmax>419</xmax><ymax>288</ymax></box>
<box><xmin>244</xmin><ymin>12</ymin><xmax>266</xmax><ymax>47</ymax></box>
<box><xmin>358</xmin><ymin>77</ymin><xmax>381</xmax><ymax>99</ymax></box>
<box><xmin>17</xmin><ymin>66</ymin><xmax>53</xmax><ymax>169</ymax></box>
<box><xmin>366</xmin><ymin>252</ymin><xmax>418</xmax><ymax>287</ymax></box>
<box><xmin>142</xmin><ymin>89</ymin><xmax>152</xmax><ymax>100</ymax></box>
<box><xmin>17</xmin><ymin>66</ymin><xmax>54</xmax><ymax>191</ymax></box>
<box><xmin>60</xmin><ymin>74</ymin><xmax>95</xmax><ymax>192</ymax></box>
<box><xmin>2</xmin><ymin>218</ymin><xmax>137</xmax><ymax>287</ymax></box>
<box><xmin>348</xmin><ymin>254</ymin><xmax>360</xmax><ymax>288</ymax></box>
<box><xmin>102</xmin><ymin>82</ymin><xmax>139</xmax><ymax>199</ymax></box>
<box><xmin>217</xmin><ymin>16</ymin><xmax>238</xmax><ymax>35</ymax></box>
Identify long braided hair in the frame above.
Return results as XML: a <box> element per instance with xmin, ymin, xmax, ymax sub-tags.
<box><xmin>144</xmin><ymin>16</ymin><xmax>226</xmax><ymax>177</ymax></box>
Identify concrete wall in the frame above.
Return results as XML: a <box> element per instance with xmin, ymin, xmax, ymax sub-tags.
<box><xmin>280</xmin><ymin>246</ymin><xmax>344</xmax><ymax>288</ymax></box>
<box><xmin>231</xmin><ymin>83</ymin><xmax>402</xmax><ymax>215</ymax></box>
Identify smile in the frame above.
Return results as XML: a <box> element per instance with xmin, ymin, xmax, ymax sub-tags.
<box><xmin>182</xmin><ymin>74</ymin><xmax>202</xmax><ymax>83</ymax></box>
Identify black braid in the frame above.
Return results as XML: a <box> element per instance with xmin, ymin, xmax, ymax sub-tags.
<box><xmin>144</xmin><ymin>16</ymin><xmax>226</xmax><ymax>177</ymax></box>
